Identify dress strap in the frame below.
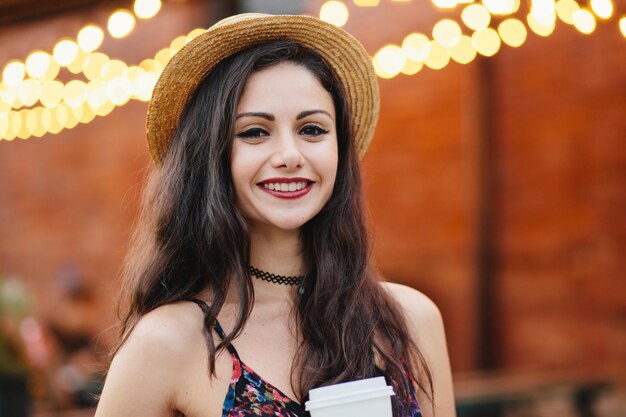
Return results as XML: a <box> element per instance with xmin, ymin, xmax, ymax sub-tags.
<box><xmin>186</xmin><ymin>298</ymin><xmax>241</xmax><ymax>360</ymax></box>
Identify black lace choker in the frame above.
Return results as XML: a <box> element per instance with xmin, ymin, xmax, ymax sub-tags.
<box><xmin>249</xmin><ymin>266</ymin><xmax>304</xmax><ymax>286</ymax></box>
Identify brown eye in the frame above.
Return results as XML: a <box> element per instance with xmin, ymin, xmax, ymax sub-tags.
<box><xmin>236</xmin><ymin>128</ymin><xmax>269</xmax><ymax>139</ymax></box>
<box><xmin>300</xmin><ymin>125</ymin><xmax>329</xmax><ymax>137</ymax></box>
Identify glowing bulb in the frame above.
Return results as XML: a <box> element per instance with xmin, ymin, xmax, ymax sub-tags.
<box><xmin>556</xmin><ymin>0</ymin><xmax>580</xmax><ymax>24</ymax></box>
<box><xmin>101</xmin><ymin>59</ymin><xmax>128</xmax><ymax>80</ymax></box>
<box><xmin>79</xmin><ymin>102</ymin><xmax>96</xmax><ymax>124</ymax></box>
<box><xmin>155</xmin><ymin>48</ymin><xmax>174</xmax><ymax>66</ymax></box>
<box><xmin>63</xmin><ymin>80</ymin><xmax>88</xmax><ymax>108</ymax></box>
<box><xmin>374</xmin><ymin>45</ymin><xmax>406</xmax><ymax>78</ymax></box>
<box><xmin>462</xmin><ymin>4</ymin><xmax>491</xmax><ymax>31</ymax></box>
<box><xmin>66</xmin><ymin>49</ymin><xmax>87</xmax><ymax>75</ymax></box>
<box><xmin>53</xmin><ymin>39</ymin><xmax>79</xmax><ymax>66</ymax></box>
<box><xmin>498</xmin><ymin>19</ymin><xmax>527</xmax><ymax>47</ymax></box>
<box><xmin>432</xmin><ymin>0</ymin><xmax>457</xmax><ymax>9</ymax></box>
<box><xmin>530</xmin><ymin>0</ymin><xmax>557</xmax><ymax>26</ymax></box>
<box><xmin>471</xmin><ymin>28</ymin><xmax>501</xmax><ymax>56</ymax></box>
<box><xmin>319</xmin><ymin>1</ymin><xmax>349</xmax><ymax>27</ymax></box>
<box><xmin>573</xmin><ymin>9</ymin><xmax>596</xmax><ymax>34</ymax></box>
<box><xmin>83</xmin><ymin>53</ymin><xmax>110</xmax><ymax>81</ymax></box>
<box><xmin>42</xmin><ymin>61</ymin><xmax>60</xmax><ymax>81</ymax></box>
<box><xmin>402</xmin><ymin>33</ymin><xmax>431</xmax><ymax>61</ymax></box>
<box><xmin>433</xmin><ymin>19</ymin><xmax>462</xmax><ymax>48</ymax></box>
<box><xmin>590</xmin><ymin>0</ymin><xmax>613</xmax><ymax>19</ymax></box>
<box><xmin>527</xmin><ymin>13</ymin><xmax>556</xmax><ymax>36</ymax></box>
<box><xmin>3</xmin><ymin>61</ymin><xmax>26</xmax><ymax>88</ymax></box>
<box><xmin>77</xmin><ymin>25</ymin><xmax>104</xmax><ymax>52</ymax></box>
<box><xmin>482</xmin><ymin>0</ymin><xmax>519</xmax><ymax>14</ymax></box>
<box><xmin>400</xmin><ymin>59</ymin><xmax>423</xmax><ymax>76</ymax></box>
<box><xmin>620</xmin><ymin>17</ymin><xmax>626</xmax><ymax>38</ymax></box>
<box><xmin>353</xmin><ymin>0</ymin><xmax>380</xmax><ymax>5</ymax></box>
<box><xmin>25</xmin><ymin>108</ymin><xmax>38</xmax><ymax>135</ymax></box>
<box><xmin>107</xmin><ymin>77</ymin><xmax>132</xmax><ymax>105</ymax></box>
<box><xmin>18</xmin><ymin>79</ymin><xmax>43</xmax><ymax>107</ymax></box>
<box><xmin>108</xmin><ymin>10</ymin><xmax>136</xmax><ymax>38</ymax></box>
<box><xmin>132</xmin><ymin>72</ymin><xmax>157</xmax><ymax>101</ymax></box>
<box><xmin>25</xmin><ymin>51</ymin><xmax>51</xmax><ymax>79</ymax></box>
<box><xmin>87</xmin><ymin>80</ymin><xmax>108</xmax><ymax>110</ymax></box>
<box><xmin>40</xmin><ymin>80</ymin><xmax>64</xmax><ymax>108</ymax></box>
<box><xmin>170</xmin><ymin>35</ymin><xmax>189</xmax><ymax>51</ymax></box>
<box><xmin>424</xmin><ymin>41</ymin><xmax>450</xmax><ymax>70</ymax></box>
<box><xmin>17</xmin><ymin>109</ymin><xmax>31</xmax><ymax>139</ymax></box>
<box><xmin>134</xmin><ymin>0</ymin><xmax>162</xmax><ymax>19</ymax></box>
<box><xmin>449</xmin><ymin>35</ymin><xmax>476</xmax><ymax>64</ymax></box>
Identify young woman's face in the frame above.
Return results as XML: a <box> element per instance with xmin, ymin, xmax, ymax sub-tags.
<box><xmin>231</xmin><ymin>61</ymin><xmax>338</xmax><ymax>232</ymax></box>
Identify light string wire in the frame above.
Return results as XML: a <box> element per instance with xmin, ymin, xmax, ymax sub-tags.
<box><xmin>0</xmin><ymin>0</ymin><xmax>624</xmax><ymax>141</ymax></box>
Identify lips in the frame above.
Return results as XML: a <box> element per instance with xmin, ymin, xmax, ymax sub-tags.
<box><xmin>257</xmin><ymin>177</ymin><xmax>314</xmax><ymax>199</ymax></box>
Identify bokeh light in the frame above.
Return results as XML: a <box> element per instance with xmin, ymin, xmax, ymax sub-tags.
<box><xmin>108</xmin><ymin>10</ymin><xmax>136</xmax><ymax>38</ymax></box>
<box><xmin>53</xmin><ymin>39</ymin><xmax>79</xmax><ymax>67</ymax></box>
<box><xmin>482</xmin><ymin>0</ymin><xmax>519</xmax><ymax>15</ymax></box>
<box><xmin>448</xmin><ymin>35</ymin><xmax>477</xmax><ymax>64</ymax></box>
<box><xmin>77</xmin><ymin>25</ymin><xmax>104</xmax><ymax>52</ymax></box>
<box><xmin>374</xmin><ymin>45</ymin><xmax>406</xmax><ymax>78</ymax></box>
<box><xmin>590</xmin><ymin>0</ymin><xmax>613</xmax><ymax>19</ymax></box>
<box><xmin>424</xmin><ymin>41</ymin><xmax>450</xmax><ymax>70</ymax></box>
<box><xmin>319</xmin><ymin>1</ymin><xmax>349</xmax><ymax>27</ymax></box>
<box><xmin>471</xmin><ymin>28</ymin><xmax>501</xmax><ymax>56</ymax></box>
<box><xmin>498</xmin><ymin>18</ymin><xmax>527</xmax><ymax>47</ymax></box>
<box><xmin>573</xmin><ymin>9</ymin><xmax>597</xmax><ymax>34</ymax></box>
<box><xmin>402</xmin><ymin>33</ymin><xmax>431</xmax><ymax>61</ymax></box>
<box><xmin>25</xmin><ymin>51</ymin><xmax>51</xmax><ymax>79</ymax></box>
<box><xmin>462</xmin><ymin>4</ymin><xmax>491</xmax><ymax>31</ymax></box>
<box><xmin>3</xmin><ymin>61</ymin><xmax>26</xmax><ymax>88</ymax></box>
<box><xmin>556</xmin><ymin>0</ymin><xmax>580</xmax><ymax>24</ymax></box>
<box><xmin>134</xmin><ymin>0</ymin><xmax>162</xmax><ymax>19</ymax></box>
<box><xmin>527</xmin><ymin>13</ymin><xmax>556</xmax><ymax>37</ymax></box>
<box><xmin>433</xmin><ymin>19</ymin><xmax>462</xmax><ymax>48</ymax></box>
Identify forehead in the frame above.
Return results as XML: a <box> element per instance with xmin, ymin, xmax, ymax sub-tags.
<box><xmin>236</xmin><ymin>62</ymin><xmax>335</xmax><ymax>116</ymax></box>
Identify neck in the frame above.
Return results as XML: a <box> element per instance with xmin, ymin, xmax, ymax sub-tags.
<box><xmin>246</xmin><ymin>224</ymin><xmax>304</xmax><ymax>302</ymax></box>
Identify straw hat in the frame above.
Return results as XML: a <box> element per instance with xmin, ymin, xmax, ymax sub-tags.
<box><xmin>146</xmin><ymin>13</ymin><xmax>379</xmax><ymax>163</ymax></box>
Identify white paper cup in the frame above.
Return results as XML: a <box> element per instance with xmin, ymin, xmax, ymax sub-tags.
<box><xmin>305</xmin><ymin>376</ymin><xmax>395</xmax><ymax>417</ymax></box>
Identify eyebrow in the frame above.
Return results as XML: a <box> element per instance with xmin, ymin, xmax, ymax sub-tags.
<box><xmin>235</xmin><ymin>109</ymin><xmax>334</xmax><ymax>121</ymax></box>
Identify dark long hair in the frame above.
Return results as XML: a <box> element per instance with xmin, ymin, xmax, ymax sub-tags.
<box><xmin>115</xmin><ymin>40</ymin><xmax>433</xmax><ymax>413</ymax></box>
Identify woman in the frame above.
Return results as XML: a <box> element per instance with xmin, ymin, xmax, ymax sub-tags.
<box><xmin>95</xmin><ymin>14</ymin><xmax>455</xmax><ymax>417</ymax></box>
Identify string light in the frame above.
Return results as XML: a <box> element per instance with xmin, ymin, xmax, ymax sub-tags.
<box><xmin>2</xmin><ymin>1</ymin><xmax>622</xmax><ymax>141</ymax></box>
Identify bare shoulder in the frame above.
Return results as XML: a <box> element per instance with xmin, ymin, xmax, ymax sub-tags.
<box><xmin>126</xmin><ymin>301</ymin><xmax>206</xmax><ymax>356</ymax></box>
<box><xmin>381</xmin><ymin>282</ymin><xmax>457</xmax><ymax>417</ymax></box>
<box><xmin>381</xmin><ymin>282</ymin><xmax>443</xmax><ymax>332</ymax></box>
<box><xmin>96</xmin><ymin>301</ymin><xmax>207</xmax><ymax>417</ymax></box>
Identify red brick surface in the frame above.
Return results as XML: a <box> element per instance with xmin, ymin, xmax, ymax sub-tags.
<box><xmin>1</xmin><ymin>1</ymin><xmax>624</xmax><ymax>377</ymax></box>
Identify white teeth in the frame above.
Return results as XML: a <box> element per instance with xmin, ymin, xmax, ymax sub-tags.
<box><xmin>262</xmin><ymin>181</ymin><xmax>309</xmax><ymax>191</ymax></box>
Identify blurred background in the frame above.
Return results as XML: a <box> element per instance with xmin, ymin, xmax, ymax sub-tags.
<box><xmin>0</xmin><ymin>0</ymin><xmax>624</xmax><ymax>416</ymax></box>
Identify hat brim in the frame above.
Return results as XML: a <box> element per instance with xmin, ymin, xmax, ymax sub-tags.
<box><xmin>146</xmin><ymin>14</ymin><xmax>379</xmax><ymax>163</ymax></box>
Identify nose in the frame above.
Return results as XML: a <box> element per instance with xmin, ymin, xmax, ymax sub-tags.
<box><xmin>270</xmin><ymin>131</ymin><xmax>304</xmax><ymax>170</ymax></box>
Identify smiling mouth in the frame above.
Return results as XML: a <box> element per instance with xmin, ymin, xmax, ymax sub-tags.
<box><xmin>257</xmin><ymin>178</ymin><xmax>314</xmax><ymax>199</ymax></box>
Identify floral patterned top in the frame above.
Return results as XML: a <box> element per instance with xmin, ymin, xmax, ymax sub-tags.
<box><xmin>189</xmin><ymin>298</ymin><xmax>420</xmax><ymax>417</ymax></box>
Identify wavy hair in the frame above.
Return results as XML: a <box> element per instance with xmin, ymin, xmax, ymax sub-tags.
<box><xmin>114</xmin><ymin>40</ymin><xmax>433</xmax><ymax>414</ymax></box>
